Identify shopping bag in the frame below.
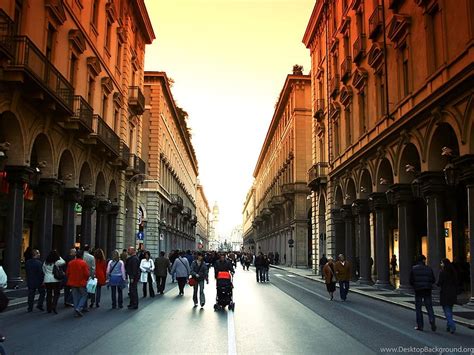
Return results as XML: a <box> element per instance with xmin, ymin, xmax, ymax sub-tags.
<box><xmin>86</xmin><ymin>278</ymin><xmax>98</xmax><ymax>294</ymax></box>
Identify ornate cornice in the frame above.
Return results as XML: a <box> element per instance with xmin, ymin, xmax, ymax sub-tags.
<box><xmin>352</xmin><ymin>68</ymin><xmax>368</xmax><ymax>92</ymax></box>
<box><xmin>387</xmin><ymin>14</ymin><xmax>411</xmax><ymax>49</ymax></box>
<box><xmin>45</xmin><ymin>0</ymin><xmax>66</xmax><ymax>26</ymax></box>
<box><xmin>87</xmin><ymin>56</ymin><xmax>102</xmax><ymax>77</ymax></box>
<box><xmin>69</xmin><ymin>29</ymin><xmax>86</xmax><ymax>54</ymax></box>
<box><xmin>101</xmin><ymin>77</ymin><xmax>114</xmax><ymax>95</ymax></box>
<box><xmin>367</xmin><ymin>43</ymin><xmax>384</xmax><ymax>72</ymax></box>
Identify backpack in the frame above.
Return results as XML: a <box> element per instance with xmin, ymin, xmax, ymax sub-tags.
<box><xmin>53</xmin><ymin>264</ymin><xmax>65</xmax><ymax>281</ymax></box>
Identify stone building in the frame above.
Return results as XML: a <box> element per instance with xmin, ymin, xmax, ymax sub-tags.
<box><xmin>0</xmin><ymin>0</ymin><xmax>154</xmax><ymax>287</ymax></box>
<box><xmin>242</xmin><ymin>185</ymin><xmax>256</xmax><ymax>253</ymax></box>
<box><xmin>196</xmin><ymin>183</ymin><xmax>210</xmax><ymax>250</ymax></box>
<box><xmin>246</xmin><ymin>68</ymin><xmax>312</xmax><ymax>267</ymax></box>
<box><xmin>303</xmin><ymin>0</ymin><xmax>474</xmax><ymax>301</ymax></box>
<box><xmin>208</xmin><ymin>202</ymin><xmax>220</xmax><ymax>250</ymax></box>
<box><xmin>141</xmin><ymin>71</ymin><xmax>198</xmax><ymax>257</ymax></box>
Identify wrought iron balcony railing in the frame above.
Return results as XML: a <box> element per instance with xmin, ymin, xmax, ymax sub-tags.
<box><xmin>341</xmin><ymin>56</ymin><xmax>352</xmax><ymax>80</ymax></box>
<box><xmin>118</xmin><ymin>141</ymin><xmax>130</xmax><ymax>169</ymax></box>
<box><xmin>182</xmin><ymin>206</ymin><xmax>192</xmax><ymax>219</ymax></box>
<box><xmin>330</xmin><ymin>75</ymin><xmax>340</xmax><ymax>97</ymax></box>
<box><xmin>93</xmin><ymin>114</ymin><xmax>120</xmax><ymax>157</ymax></box>
<box><xmin>127</xmin><ymin>153</ymin><xmax>145</xmax><ymax>175</ymax></box>
<box><xmin>170</xmin><ymin>194</ymin><xmax>184</xmax><ymax>210</ymax></box>
<box><xmin>128</xmin><ymin>86</ymin><xmax>145</xmax><ymax>115</ymax></box>
<box><xmin>314</xmin><ymin>99</ymin><xmax>325</xmax><ymax>119</ymax></box>
<box><xmin>0</xmin><ymin>9</ymin><xmax>14</xmax><ymax>59</ymax></box>
<box><xmin>369</xmin><ymin>6</ymin><xmax>383</xmax><ymax>40</ymax></box>
<box><xmin>352</xmin><ymin>34</ymin><xmax>366</xmax><ymax>63</ymax></box>
<box><xmin>71</xmin><ymin>96</ymin><xmax>93</xmax><ymax>132</ymax></box>
<box><xmin>307</xmin><ymin>162</ymin><xmax>329</xmax><ymax>189</ymax></box>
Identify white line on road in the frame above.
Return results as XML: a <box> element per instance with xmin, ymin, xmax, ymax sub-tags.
<box><xmin>287</xmin><ymin>275</ymin><xmax>296</xmax><ymax>278</ymax></box>
<box><xmin>227</xmin><ymin>310</ymin><xmax>237</xmax><ymax>355</ymax></box>
<box><xmin>274</xmin><ymin>274</ymin><xmax>284</xmax><ymax>277</ymax></box>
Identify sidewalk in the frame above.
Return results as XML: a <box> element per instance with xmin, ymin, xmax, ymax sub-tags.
<box><xmin>271</xmin><ymin>265</ymin><xmax>474</xmax><ymax>329</ymax></box>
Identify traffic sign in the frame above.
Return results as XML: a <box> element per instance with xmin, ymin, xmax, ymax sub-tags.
<box><xmin>137</xmin><ymin>231</ymin><xmax>144</xmax><ymax>241</ymax></box>
<box><xmin>288</xmin><ymin>239</ymin><xmax>294</xmax><ymax>246</ymax></box>
<box><xmin>159</xmin><ymin>233</ymin><xmax>164</xmax><ymax>241</ymax></box>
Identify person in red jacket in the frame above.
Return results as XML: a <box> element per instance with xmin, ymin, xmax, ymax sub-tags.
<box><xmin>91</xmin><ymin>249</ymin><xmax>107</xmax><ymax>308</ymax></box>
<box><xmin>66</xmin><ymin>250</ymin><xmax>90</xmax><ymax>317</ymax></box>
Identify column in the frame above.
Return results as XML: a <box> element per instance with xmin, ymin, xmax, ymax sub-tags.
<box><xmin>95</xmin><ymin>200</ymin><xmax>111</xmax><ymax>251</ymax></box>
<box><xmin>37</xmin><ymin>178</ymin><xmax>62</xmax><ymax>259</ymax></box>
<box><xmin>81</xmin><ymin>195</ymin><xmax>96</xmax><ymax>247</ymax></box>
<box><xmin>4</xmin><ymin>166</ymin><xmax>34</xmax><ymax>288</ymax></box>
<box><xmin>107</xmin><ymin>205</ymin><xmax>119</xmax><ymax>258</ymax></box>
<box><xmin>62</xmin><ymin>188</ymin><xmax>81</xmax><ymax>260</ymax></box>
<box><xmin>467</xmin><ymin>183</ymin><xmax>474</xmax><ymax>304</ymax></box>
<box><xmin>352</xmin><ymin>199</ymin><xmax>372</xmax><ymax>284</ymax></box>
<box><xmin>389</xmin><ymin>184</ymin><xmax>415</xmax><ymax>291</ymax></box>
<box><xmin>369</xmin><ymin>193</ymin><xmax>391</xmax><ymax>288</ymax></box>
<box><xmin>340</xmin><ymin>204</ymin><xmax>356</xmax><ymax>279</ymax></box>
<box><xmin>331</xmin><ymin>208</ymin><xmax>345</xmax><ymax>258</ymax></box>
<box><xmin>420</xmin><ymin>172</ymin><xmax>446</xmax><ymax>278</ymax></box>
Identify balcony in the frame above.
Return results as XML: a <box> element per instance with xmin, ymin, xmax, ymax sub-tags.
<box><xmin>64</xmin><ymin>96</ymin><xmax>93</xmax><ymax>133</ymax></box>
<box><xmin>5</xmin><ymin>36</ymin><xmax>74</xmax><ymax>114</ymax></box>
<box><xmin>86</xmin><ymin>114</ymin><xmax>120</xmax><ymax>158</ymax></box>
<box><xmin>340</xmin><ymin>56</ymin><xmax>352</xmax><ymax>81</ymax></box>
<box><xmin>128</xmin><ymin>86</ymin><xmax>145</xmax><ymax>115</ymax></box>
<box><xmin>352</xmin><ymin>35</ymin><xmax>366</xmax><ymax>63</ymax></box>
<box><xmin>369</xmin><ymin>6</ymin><xmax>383</xmax><ymax>40</ymax></box>
<box><xmin>314</xmin><ymin>99</ymin><xmax>325</xmax><ymax>120</ymax></box>
<box><xmin>0</xmin><ymin>9</ymin><xmax>14</xmax><ymax>59</ymax></box>
<box><xmin>182</xmin><ymin>206</ymin><xmax>192</xmax><ymax>220</ymax></box>
<box><xmin>190</xmin><ymin>214</ymin><xmax>198</xmax><ymax>226</ymax></box>
<box><xmin>329</xmin><ymin>75</ymin><xmax>340</xmax><ymax>98</ymax></box>
<box><xmin>282</xmin><ymin>183</ymin><xmax>295</xmax><ymax>198</ymax></box>
<box><xmin>261</xmin><ymin>208</ymin><xmax>272</xmax><ymax>219</ymax></box>
<box><xmin>113</xmin><ymin>140</ymin><xmax>130</xmax><ymax>170</ymax></box>
<box><xmin>126</xmin><ymin>153</ymin><xmax>145</xmax><ymax>176</ymax></box>
<box><xmin>170</xmin><ymin>194</ymin><xmax>184</xmax><ymax>214</ymax></box>
<box><xmin>268</xmin><ymin>195</ymin><xmax>285</xmax><ymax>210</ymax></box>
<box><xmin>307</xmin><ymin>162</ymin><xmax>329</xmax><ymax>190</ymax></box>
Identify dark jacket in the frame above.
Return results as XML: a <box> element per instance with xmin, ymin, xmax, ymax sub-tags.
<box><xmin>25</xmin><ymin>258</ymin><xmax>44</xmax><ymax>289</ymax></box>
<box><xmin>214</xmin><ymin>259</ymin><xmax>234</xmax><ymax>278</ymax></box>
<box><xmin>437</xmin><ymin>269</ymin><xmax>457</xmax><ymax>306</ymax></box>
<box><xmin>154</xmin><ymin>256</ymin><xmax>171</xmax><ymax>277</ymax></box>
<box><xmin>126</xmin><ymin>255</ymin><xmax>140</xmax><ymax>280</ymax></box>
<box><xmin>190</xmin><ymin>260</ymin><xmax>209</xmax><ymax>281</ymax></box>
<box><xmin>254</xmin><ymin>255</ymin><xmax>264</xmax><ymax>267</ymax></box>
<box><xmin>409</xmin><ymin>262</ymin><xmax>435</xmax><ymax>291</ymax></box>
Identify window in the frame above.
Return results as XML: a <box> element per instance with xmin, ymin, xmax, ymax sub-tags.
<box><xmin>116</xmin><ymin>42</ymin><xmax>122</xmax><ymax>71</ymax></box>
<box><xmin>105</xmin><ymin>19</ymin><xmax>112</xmax><ymax>50</ymax></box>
<box><xmin>114</xmin><ymin>109</ymin><xmax>120</xmax><ymax>132</ymax></box>
<box><xmin>359</xmin><ymin>90</ymin><xmax>367</xmax><ymax>136</ymax></box>
<box><xmin>92</xmin><ymin>0</ymin><xmax>99</xmax><ymax>29</ymax></box>
<box><xmin>14</xmin><ymin>1</ymin><xmax>22</xmax><ymax>35</ymax></box>
<box><xmin>345</xmin><ymin>108</ymin><xmax>352</xmax><ymax>148</ymax></box>
<box><xmin>87</xmin><ymin>76</ymin><xmax>95</xmax><ymax>105</ymax></box>
<box><xmin>101</xmin><ymin>94</ymin><xmax>108</xmax><ymax>120</ymax></box>
<box><xmin>402</xmin><ymin>46</ymin><xmax>410</xmax><ymax>97</ymax></box>
<box><xmin>46</xmin><ymin>24</ymin><xmax>55</xmax><ymax>61</ymax></box>
<box><xmin>376</xmin><ymin>71</ymin><xmax>386</xmax><ymax>119</ymax></box>
<box><xmin>334</xmin><ymin>120</ymin><xmax>340</xmax><ymax>157</ymax></box>
<box><xmin>69</xmin><ymin>54</ymin><xmax>78</xmax><ymax>87</ymax></box>
<box><xmin>429</xmin><ymin>5</ymin><xmax>443</xmax><ymax>71</ymax></box>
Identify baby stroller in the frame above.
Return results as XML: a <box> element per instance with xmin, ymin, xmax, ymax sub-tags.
<box><xmin>214</xmin><ymin>271</ymin><xmax>235</xmax><ymax>311</ymax></box>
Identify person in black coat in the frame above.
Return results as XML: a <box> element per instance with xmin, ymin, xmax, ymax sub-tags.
<box><xmin>437</xmin><ymin>258</ymin><xmax>458</xmax><ymax>333</ymax></box>
<box><xmin>125</xmin><ymin>247</ymin><xmax>140</xmax><ymax>309</ymax></box>
<box><xmin>214</xmin><ymin>254</ymin><xmax>234</xmax><ymax>279</ymax></box>
<box><xmin>25</xmin><ymin>249</ymin><xmax>45</xmax><ymax>312</ymax></box>
<box><xmin>254</xmin><ymin>252</ymin><xmax>265</xmax><ymax>283</ymax></box>
<box><xmin>409</xmin><ymin>255</ymin><xmax>436</xmax><ymax>331</ymax></box>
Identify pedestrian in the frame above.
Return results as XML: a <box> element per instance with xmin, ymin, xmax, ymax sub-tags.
<box><xmin>42</xmin><ymin>250</ymin><xmax>65</xmax><ymax>314</ymax></box>
<box><xmin>25</xmin><ymin>249</ymin><xmax>45</xmax><ymax>312</ymax></box>
<box><xmin>154</xmin><ymin>251</ymin><xmax>170</xmax><ymax>295</ymax></box>
<box><xmin>390</xmin><ymin>254</ymin><xmax>398</xmax><ymax>276</ymax></box>
<box><xmin>63</xmin><ymin>248</ymin><xmax>76</xmax><ymax>307</ymax></box>
<box><xmin>91</xmin><ymin>248</ymin><xmax>106</xmax><ymax>308</ymax></box>
<box><xmin>169</xmin><ymin>250</ymin><xmax>178</xmax><ymax>283</ymax></box>
<box><xmin>107</xmin><ymin>250</ymin><xmax>126</xmax><ymax>309</ymax></box>
<box><xmin>254</xmin><ymin>252</ymin><xmax>264</xmax><ymax>282</ymax></box>
<box><xmin>244</xmin><ymin>253</ymin><xmax>251</xmax><ymax>271</ymax></box>
<box><xmin>437</xmin><ymin>258</ymin><xmax>457</xmax><ymax>334</ymax></box>
<box><xmin>214</xmin><ymin>253</ymin><xmax>235</xmax><ymax>278</ymax></box>
<box><xmin>125</xmin><ymin>246</ymin><xmax>140</xmax><ymax>309</ymax></box>
<box><xmin>190</xmin><ymin>252</ymin><xmax>209</xmax><ymax>308</ymax></box>
<box><xmin>23</xmin><ymin>247</ymin><xmax>33</xmax><ymax>263</ymax></box>
<box><xmin>170</xmin><ymin>251</ymin><xmax>191</xmax><ymax>296</ymax></box>
<box><xmin>120</xmin><ymin>249</ymin><xmax>128</xmax><ymax>263</ymax></box>
<box><xmin>66</xmin><ymin>250</ymin><xmax>90</xmax><ymax>317</ymax></box>
<box><xmin>323</xmin><ymin>257</ymin><xmax>336</xmax><ymax>300</ymax></box>
<box><xmin>275</xmin><ymin>252</ymin><xmax>280</xmax><ymax>265</ymax></box>
<box><xmin>334</xmin><ymin>254</ymin><xmax>351</xmax><ymax>301</ymax></box>
<box><xmin>319</xmin><ymin>254</ymin><xmax>328</xmax><ymax>279</ymax></box>
<box><xmin>82</xmin><ymin>244</ymin><xmax>96</xmax><ymax>278</ymax></box>
<box><xmin>263</xmin><ymin>254</ymin><xmax>270</xmax><ymax>282</ymax></box>
<box><xmin>140</xmin><ymin>251</ymin><xmax>155</xmax><ymax>298</ymax></box>
<box><xmin>409</xmin><ymin>255</ymin><xmax>436</xmax><ymax>331</ymax></box>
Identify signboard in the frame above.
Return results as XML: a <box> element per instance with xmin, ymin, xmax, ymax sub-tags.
<box><xmin>137</xmin><ymin>231</ymin><xmax>144</xmax><ymax>241</ymax></box>
<box><xmin>75</xmin><ymin>203</ymin><xmax>82</xmax><ymax>214</ymax></box>
<box><xmin>288</xmin><ymin>239</ymin><xmax>294</xmax><ymax>246</ymax></box>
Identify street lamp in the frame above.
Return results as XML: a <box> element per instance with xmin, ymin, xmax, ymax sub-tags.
<box><xmin>441</xmin><ymin>146</ymin><xmax>459</xmax><ymax>187</ymax></box>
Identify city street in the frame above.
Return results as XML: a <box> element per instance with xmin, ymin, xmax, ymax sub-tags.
<box><xmin>1</xmin><ymin>267</ymin><xmax>473</xmax><ymax>355</ymax></box>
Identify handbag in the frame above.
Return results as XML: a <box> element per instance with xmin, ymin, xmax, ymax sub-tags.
<box><xmin>188</xmin><ymin>277</ymin><xmax>197</xmax><ymax>287</ymax></box>
<box><xmin>53</xmin><ymin>264</ymin><xmax>65</xmax><ymax>281</ymax></box>
<box><xmin>86</xmin><ymin>278</ymin><xmax>98</xmax><ymax>294</ymax></box>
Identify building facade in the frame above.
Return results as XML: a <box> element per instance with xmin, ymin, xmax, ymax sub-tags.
<box><xmin>0</xmin><ymin>0</ymin><xmax>154</xmax><ymax>287</ymax></box>
<box><xmin>247</xmin><ymin>68</ymin><xmax>312</xmax><ymax>267</ymax></box>
<box><xmin>242</xmin><ymin>185</ymin><xmax>256</xmax><ymax>253</ymax></box>
<box><xmin>208</xmin><ymin>202</ymin><xmax>220</xmax><ymax>250</ymax></box>
<box><xmin>196</xmin><ymin>183</ymin><xmax>210</xmax><ymax>250</ymax></box>
<box><xmin>142</xmin><ymin>71</ymin><xmax>198</xmax><ymax>257</ymax></box>
<box><xmin>303</xmin><ymin>0</ymin><xmax>474</xmax><ymax>301</ymax></box>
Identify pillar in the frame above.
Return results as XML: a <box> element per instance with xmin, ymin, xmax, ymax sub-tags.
<box><xmin>81</xmin><ymin>195</ymin><xmax>96</xmax><ymax>247</ymax></box>
<box><xmin>340</xmin><ymin>204</ymin><xmax>356</xmax><ymax>279</ymax></box>
<box><xmin>332</xmin><ymin>208</ymin><xmax>345</xmax><ymax>258</ymax></box>
<box><xmin>37</xmin><ymin>178</ymin><xmax>62</xmax><ymax>260</ymax></box>
<box><xmin>4</xmin><ymin>166</ymin><xmax>34</xmax><ymax>288</ymax></box>
<box><xmin>95</xmin><ymin>200</ymin><xmax>111</xmax><ymax>251</ymax></box>
<box><xmin>370</xmin><ymin>193</ymin><xmax>391</xmax><ymax>288</ymax></box>
<box><xmin>62</xmin><ymin>188</ymin><xmax>82</xmax><ymax>260</ymax></box>
<box><xmin>107</xmin><ymin>205</ymin><xmax>119</xmax><ymax>258</ymax></box>
<box><xmin>467</xmin><ymin>183</ymin><xmax>474</xmax><ymax>304</ymax></box>
<box><xmin>352</xmin><ymin>199</ymin><xmax>372</xmax><ymax>284</ymax></box>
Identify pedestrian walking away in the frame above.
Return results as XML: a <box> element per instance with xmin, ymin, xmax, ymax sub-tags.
<box><xmin>334</xmin><ymin>254</ymin><xmax>351</xmax><ymax>301</ymax></box>
<box><xmin>390</xmin><ymin>254</ymin><xmax>398</xmax><ymax>276</ymax></box>
<box><xmin>140</xmin><ymin>251</ymin><xmax>155</xmax><ymax>298</ymax></box>
<box><xmin>107</xmin><ymin>250</ymin><xmax>127</xmax><ymax>309</ymax></box>
<box><xmin>154</xmin><ymin>251</ymin><xmax>171</xmax><ymax>295</ymax></box>
<box><xmin>66</xmin><ymin>250</ymin><xmax>90</xmax><ymax>317</ymax></box>
<box><xmin>63</xmin><ymin>248</ymin><xmax>76</xmax><ymax>307</ymax></box>
<box><xmin>409</xmin><ymin>255</ymin><xmax>436</xmax><ymax>332</ymax></box>
<box><xmin>254</xmin><ymin>252</ymin><xmax>265</xmax><ymax>282</ymax></box>
<box><xmin>170</xmin><ymin>251</ymin><xmax>191</xmax><ymax>296</ymax></box>
<box><xmin>190</xmin><ymin>252</ymin><xmax>209</xmax><ymax>308</ymax></box>
<box><xmin>323</xmin><ymin>257</ymin><xmax>337</xmax><ymax>300</ymax></box>
<box><xmin>125</xmin><ymin>247</ymin><xmax>140</xmax><ymax>309</ymax></box>
<box><xmin>319</xmin><ymin>254</ymin><xmax>328</xmax><ymax>279</ymax></box>
<box><xmin>263</xmin><ymin>254</ymin><xmax>270</xmax><ymax>282</ymax></box>
<box><xmin>91</xmin><ymin>249</ymin><xmax>107</xmax><ymax>308</ymax></box>
<box><xmin>25</xmin><ymin>249</ymin><xmax>45</xmax><ymax>312</ymax></box>
<box><xmin>42</xmin><ymin>250</ymin><xmax>65</xmax><ymax>314</ymax></box>
<box><xmin>437</xmin><ymin>258</ymin><xmax>458</xmax><ymax>334</ymax></box>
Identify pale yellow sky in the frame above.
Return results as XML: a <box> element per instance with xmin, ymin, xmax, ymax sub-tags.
<box><xmin>144</xmin><ymin>0</ymin><xmax>314</xmax><ymax>238</ymax></box>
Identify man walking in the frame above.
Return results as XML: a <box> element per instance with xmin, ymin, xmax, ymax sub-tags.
<box><xmin>63</xmin><ymin>248</ymin><xmax>76</xmax><ymax>307</ymax></box>
<box><xmin>335</xmin><ymin>254</ymin><xmax>352</xmax><ymax>301</ymax></box>
<box><xmin>319</xmin><ymin>254</ymin><xmax>328</xmax><ymax>279</ymax></box>
<box><xmin>409</xmin><ymin>255</ymin><xmax>436</xmax><ymax>331</ymax></box>
<box><xmin>154</xmin><ymin>251</ymin><xmax>170</xmax><ymax>295</ymax></box>
<box><xmin>82</xmin><ymin>245</ymin><xmax>95</xmax><ymax>278</ymax></box>
<box><xmin>126</xmin><ymin>247</ymin><xmax>140</xmax><ymax>309</ymax></box>
<box><xmin>25</xmin><ymin>249</ymin><xmax>45</xmax><ymax>312</ymax></box>
<box><xmin>254</xmin><ymin>252</ymin><xmax>264</xmax><ymax>282</ymax></box>
<box><xmin>66</xmin><ymin>250</ymin><xmax>90</xmax><ymax>317</ymax></box>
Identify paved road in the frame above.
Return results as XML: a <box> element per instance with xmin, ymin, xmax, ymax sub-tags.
<box><xmin>0</xmin><ymin>267</ymin><xmax>473</xmax><ymax>354</ymax></box>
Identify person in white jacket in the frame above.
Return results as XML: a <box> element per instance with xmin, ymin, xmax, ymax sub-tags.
<box><xmin>170</xmin><ymin>251</ymin><xmax>191</xmax><ymax>296</ymax></box>
<box><xmin>140</xmin><ymin>251</ymin><xmax>155</xmax><ymax>298</ymax></box>
<box><xmin>42</xmin><ymin>250</ymin><xmax>65</xmax><ymax>314</ymax></box>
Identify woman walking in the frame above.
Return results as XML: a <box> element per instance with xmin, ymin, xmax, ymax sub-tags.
<box><xmin>190</xmin><ymin>252</ymin><xmax>209</xmax><ymax>307</ymax></box>
<box><xmin>170</xmin><ymin>251</ymin><xmax>190</xmax><ymax>296</ymax></box>
<box><xmin>140</xmin><ymin>251</ymin><xmax>155</xmax><ymax>298</ymax></box>
<box><xmin>91</xmin><ymin>249</ymin><xmax>107</xmax><ymax>308</ymax></box>
<box><xmin>42</xmin><ymin>250</ymin><xmax>65</xmax><ymax>314</ymax></box>
<box><xmin>437</xmin><ymin>258</ymin><xmax>458</xmax><ymax>333</ymax></box>
<box><xmin>323</xmin><ymin>257</ymin><xmax>336</xmax><ymax>300</ymax></box>
<box><xmin>107</xmin><ymin>250</ymin><xmax>126</xmax><ymax>309</ymax></box>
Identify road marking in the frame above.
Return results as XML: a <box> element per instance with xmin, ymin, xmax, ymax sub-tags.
<box><xmin>287</xmin><ymin>275</ymin><xmax>296</xmax><ymax>278</ymax></box>
<box><xmin>227</xmin><ymin>310</ymin><xmax>237</xmax><ymax>355</ymax></box>
<box><xmin>274</xmin><ymin>273</ymin><xmax>284</xmax><ymax>277</ymax></box>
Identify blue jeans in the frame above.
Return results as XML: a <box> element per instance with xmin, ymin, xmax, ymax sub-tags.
<box><xmin>415</xmin><ymin>290</ymin><xmax>435</xmax><ymax>328</ymax></box>
<box><xmin>72</xmin><ymin>287</ymin><xmax>88</xmax><ymax>312</ymax></box>
<box><xmin>339</xmin><ymin>281</ymin><xmax>349</xmax><ymax>300</ymax></box>
<box><xmin>111</xmin><ymin>286</ymin><xmax>123</xmax><ymax>308</ymax></box>
<box><xmin>193</xmin><ymin>280</ymin><xmax>206</xmax><ymax>305</ymax></box>
<box><xmin>442</xmin><ymin>305</ymin><xmax>456</xmax><ymax>331</ymax></box>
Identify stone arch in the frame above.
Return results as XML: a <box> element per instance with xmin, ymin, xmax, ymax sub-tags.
<box><xmin>334</xmin><ymin>185</ymin><xmax>344</xmax><ymax>208</ymax></box>
<box><xmin>0</xmin><ymin>111</ymin><xmax>25</xmax><ymax>165</ymax></box>
<box><xmin>470</xmin><ymin>119</ymin><xmax>474</xmax><ymax>154</ymax></box>
<box><xmin>344</xmin><ymin>178</ymin><xmax>357</xmax><ymax>204</ymax></box>
<box><xmin>375</xmin><ymin>158</ymin><xmax>394</xmax><ymax>192</ymax></box>
<box><xmin>359</xmin><ymin>169</ymin><xmax>373</xmax><ymax>199</ymax></box>
<box><xmin>398</xmin><ymin>143</ymin><xmax>421</xmax><ymax>183</ymax></box>
<box><xmin>108</xmin><ymin>179</ymin><xmax>117</xmax><ymax>203</ymax></box>
<box><xmin>57</xmin><ymin>149</ymin><xmax>76</xmax><ymax>188</ymax></box>
<box><xmin>29</xmin><ymin>133</ymin><xmax>54</xmax><ymax>177</ymax></box>
<box><xmin>95</xmin><ymin>172</ymin><xmax>106</xmax><ymax>199</ymax></box>
<box><xmin>427</xmin><ymin>122</ymin><xmax>459</xmax><ymax>171</ymax></box>
<box><xmin>79</xmin><ymin>162</ymin><xmax>93</xmax><ymax>193</ymax></box>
